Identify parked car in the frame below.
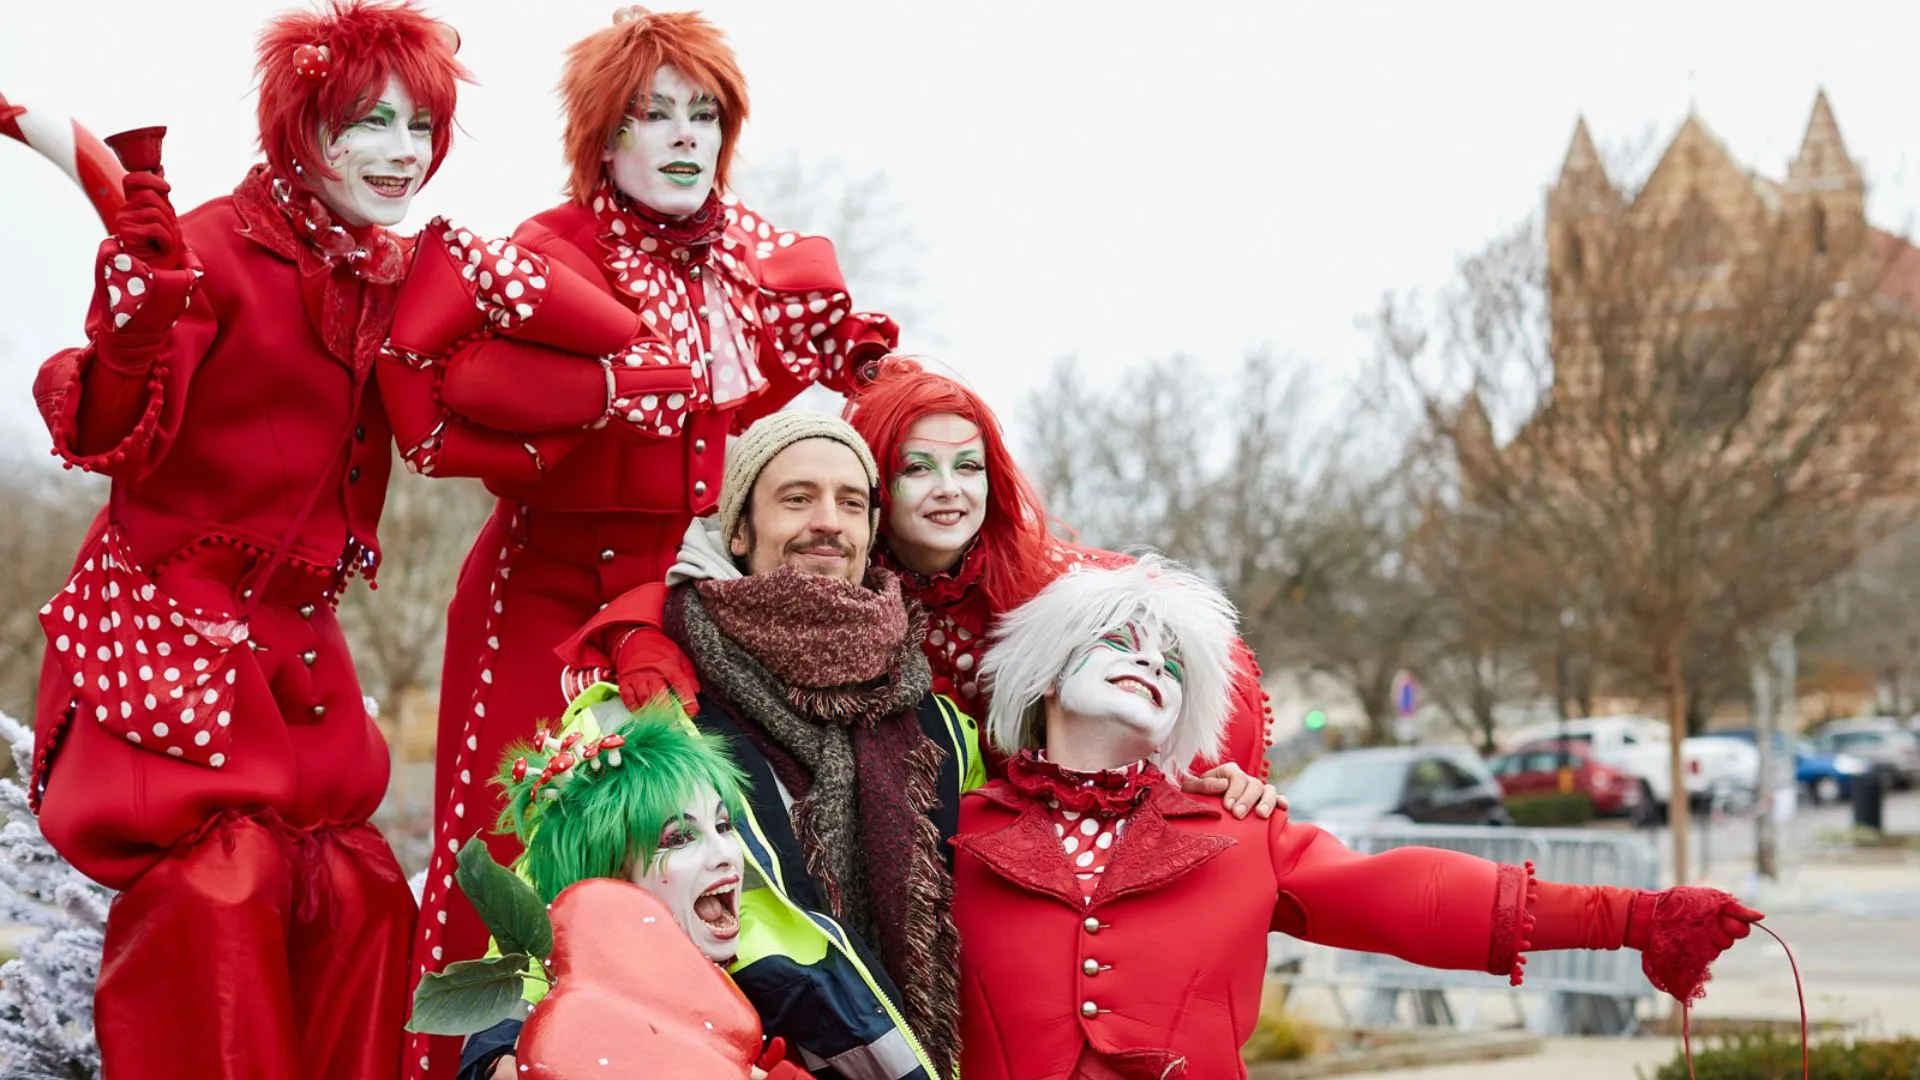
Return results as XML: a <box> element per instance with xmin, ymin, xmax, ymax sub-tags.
<box><xmin>1282</xmin><ymin>746</ymin><xmax>1511</xmax><ymax>830</ymax></box>
<box><xmin>1504</xmin><ymin>716</ymin><xmax>1758</xmax><ymax>819</ymax></box>
<box><xmin>1487</xmin><ymin>740</ymin><xmax>1644</xmax><ymax>818</ymax></box>
<box><xmin>1813</xmin><ymin>719</ymin><xmax>1920</xmax><ymax>790</ymax></box>
<box><xmin>1697</xmin><ymin>729</ymin><xmax>1866</xmax><ymax>805</ymax></box>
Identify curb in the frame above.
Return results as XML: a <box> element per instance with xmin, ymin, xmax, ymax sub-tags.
<box><xmin>1248</xmin><ymin>1029</ymin><xmax>1543</xmax><ymax>1078</ymax></box>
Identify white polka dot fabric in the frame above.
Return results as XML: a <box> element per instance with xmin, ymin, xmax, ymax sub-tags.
<box><xmin>39</xmin><ymin>528</ymin><xmax>250</xmax><ymax>770</ymax></box>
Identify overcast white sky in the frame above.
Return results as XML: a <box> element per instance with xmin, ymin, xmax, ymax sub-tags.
<box><xmin>6</xmin><ymin>1</ymin><xmax>1920</xmax><ymax>460</ymax></box>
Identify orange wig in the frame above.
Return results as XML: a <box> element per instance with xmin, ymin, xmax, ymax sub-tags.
<box><xmin>845</xmin><ymin>357</ymin><xmax>1055</xmax><ymax>616</ymax></box>
<box><xmin>558</xmin><ymin>10</ymin><xmax>749</xmax><ymax>204</ymax></box>
<box><xmin>255</xmin><ymin>0</ymin><xmax>468</xmax><ymax>186</ymax></box>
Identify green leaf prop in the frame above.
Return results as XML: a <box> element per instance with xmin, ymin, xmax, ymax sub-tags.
<box><xmin>406</xmin><ymin>954</ymin><xmax>533</xmax><ymax>1035</ymax></box>
<box><xmin>454</xmin><ymin>835</ymin><xmax>554</xmax><ymax>959</ymax></box>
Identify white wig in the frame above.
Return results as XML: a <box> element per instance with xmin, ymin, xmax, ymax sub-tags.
<box><xmin>979</xmin><ymin>554</ymin><xmax>1241</xmax><ymax>778</ymax></box>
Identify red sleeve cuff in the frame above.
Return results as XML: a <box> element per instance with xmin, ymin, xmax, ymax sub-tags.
<box><xmin>1485</xmin><ymin>860</ymin><xmax>1539</xmax><ymax>984</ymax></box>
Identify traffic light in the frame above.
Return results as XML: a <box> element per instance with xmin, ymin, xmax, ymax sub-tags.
<box><xmin>1303</xmin><ymin>709</ymin><xmax>1327</xmax><ymax>731</ymax></box>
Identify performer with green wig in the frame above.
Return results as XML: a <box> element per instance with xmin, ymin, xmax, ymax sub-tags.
<box><xmin>498</xmin><ymin>701</ymin><xmax>751</xmax><ymax>966</ymax></box>
<box><xmin>443</xmin><ymin>685</ymin><xmax>917</xmax><ymax>1080</ymax></box>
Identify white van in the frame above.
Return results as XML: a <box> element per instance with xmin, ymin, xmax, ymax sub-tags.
<box><xmin>1505</xmin><ymin>715</ymin><xmax>1758</xmax><ymax>818</ymax></box>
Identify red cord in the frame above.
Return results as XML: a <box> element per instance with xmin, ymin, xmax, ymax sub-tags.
<box><xmin>1677</xmin><ymin>919</ymin><xmax>1806</xmax><ymax>1080</ymax></box>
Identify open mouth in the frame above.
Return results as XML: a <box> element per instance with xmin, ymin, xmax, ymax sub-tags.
<box><xmin>692</xmin><ymin>877</ymin><xmax>740</xmax><ymax>938</ymax></box>
<box><xmin>659</xmin><ymin>161</ymin><xmax>703</xmax><ymax>186</ymax></box>
<box><xmin>924</xmin><ymin>509</ymin><xmax>968</xmax><ymax>527</ymax></box>
<box><xmin>1108</xmin><ymin>675</ymin><xmax>1161</xmax><ymax>707</ymax></box>
<box><xmin>363</xmin><ymin>175</ymin><xmax>412</xmax><ymax>199</ymax></box>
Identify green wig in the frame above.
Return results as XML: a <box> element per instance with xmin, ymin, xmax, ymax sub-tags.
<box><xmin>493</xmin><ymin>694</ymin><xmax>749</xmax><ymax>905</ymax></box>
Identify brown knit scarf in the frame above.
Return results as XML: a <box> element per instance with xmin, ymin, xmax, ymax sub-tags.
<box><xmin>676</xmin><ymin>566</ymin><xmax>961</xmax><ymax>1074</ymax></box>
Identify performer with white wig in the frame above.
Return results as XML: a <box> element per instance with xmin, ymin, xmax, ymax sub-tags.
<box><xmin>952</xmin><ymin>554</ymin><xmax>1764</xmax><ymax>1080</ymax></box>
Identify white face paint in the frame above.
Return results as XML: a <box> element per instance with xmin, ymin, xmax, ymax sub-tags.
<box><xmin>629</xmin><ymin>784</ymin><xmax>744</xmax><ymax>964</ymax></box>
<box><xmin>312</xmin><ymin>77</ymin><xmax>433</xmax><ymax>228</ymax></box>
<box><xmin>886</xmin><ymin>413</ymin><xmax>989</xmax><ymax>576</ymax></box>
<box><xmin>1055</xmin><ymin>621</ymin><xmax>1186</xmax><ymax>758</ymax></box>
<box><xmin>603</xmin><ymin>63</ymin><xmax>722</xmax><ymax>218</ymax></box>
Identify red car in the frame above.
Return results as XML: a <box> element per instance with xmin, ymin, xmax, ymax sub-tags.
<box><xmin>1487</xmin><ymin>740</ymin><xmax>1644</xmax><ymax>818</ymax></box>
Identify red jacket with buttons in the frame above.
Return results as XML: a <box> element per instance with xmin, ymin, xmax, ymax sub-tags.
<box><xmin>34</xmin><ymin>166</ymin><xmax>392</xmax><ymax>582</ymax></box>
<box><xmin>951</xmin><ymin>781</ymin><xmax>1535</xmax><ymax>1080</ymax></box>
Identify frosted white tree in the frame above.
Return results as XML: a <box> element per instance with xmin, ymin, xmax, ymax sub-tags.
<box><xmin>0</xmin><ymin>711</ymin><xmax>108</xmax><ymax>1080</ymax></box>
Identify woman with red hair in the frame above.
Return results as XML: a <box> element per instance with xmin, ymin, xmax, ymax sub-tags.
<box><xmin>27</xmin><ymin>2</ymin><xmax>466</xmax><ymax>1077</ymax></box>
<box><xmin>378</xmin><ymin>11</ymin><xmax>897</xmax><ymax>1078</ymax></box>
<box><xmin>844</xmin><ymin>358</ymin><xmax>1276</xmax><ymax>780</ymax></box>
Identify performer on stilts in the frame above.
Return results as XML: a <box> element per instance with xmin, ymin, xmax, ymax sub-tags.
<box><xmin>25</xmin><ymin>3</ymin><xmax>467</xmax><ymax>1077</ymax></box>
<box><xmin>379</xmin><ymin>9</ymin><xmax>896</xmax><ymax>1076</ymax></box>
<box><xmin>954</xmin><ymin>556</ymin><xmax>1764</xmax><ymax>1079</ymax></box>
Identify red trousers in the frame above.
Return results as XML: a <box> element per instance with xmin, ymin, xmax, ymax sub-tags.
<box><xmin>97</xmin><ymin>815</ymin><xmax>414</xmax><ymax>1079</ymax></box>
<box><xmin>408</xmin><ymin>502</ymin><xmax>686</xmax><ymax>1080</ymax></box>
<box><xmin>34</xmin><ymin>544</ymin><xmax>414</xmax><ymax>1079</ymax></box>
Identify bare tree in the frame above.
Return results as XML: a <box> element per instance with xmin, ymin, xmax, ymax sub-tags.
<box><xmin>336</xmin><ymin>464</ymin><xmax>493</xmax><ymax>759</ymax></box>
<box><xmin>1385</xmin><ymin>186</ymin><xmax>1920</xmax><ymax>882</ymax></box>
<box><xmin>1802</xmin><ymin>518</ymin><xmax>1920</xmax><ymax>717</ymax></box>
<box><xmin>1018</xmin><ymin>353</ymin><xmax>1446</xmax><ymax>744</ymax></box>
<box><xmin>0</xmin><ymin>462</ymin><xmax>104</xmax><ymax>726</ymax></box>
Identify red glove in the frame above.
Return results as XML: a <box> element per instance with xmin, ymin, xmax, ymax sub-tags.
<box><xmin>1528</xmin><ymin>881</ymin><xmax>1759</xmax><ymax>1003</ymax></box>
<box><xmin>615</xmin><ymin>624</ymin><xmax>701</xmax><ymax>715</ymax></box>
<box><xmin>754</xmin><ymin>1037</ymin><xmax>816</xmax><ymax>1080</ymax></box>
<box><xmin>112</xmin><ymin>172</ymin><xmax>187</xmax><ymax>272</ymax></box>
<box><xmin>1625</xmin><ymin>887</ymin><xmax>1762</xmax><ymax>1003</ymax></box>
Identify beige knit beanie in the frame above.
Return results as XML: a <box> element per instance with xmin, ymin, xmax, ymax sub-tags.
<box><xmin>719</xmin><ymin>410</ymin><xmax>881</xmax><ymax>550</ymax></box>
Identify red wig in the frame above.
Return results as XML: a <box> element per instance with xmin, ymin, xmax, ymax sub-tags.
<box><xmin>255</xmin><ymin>0</ymin><xmax>469</xmax><ymax>185</ymax></box>
<box><xmin>845</xmin><ymin>357</ymin><xmax>1054</xmax><ymax>615</ymax></box>
<box><xmin>558</xmin><ymin>11</ymin><xmax>748</xmax><ymax>204</ymax></box>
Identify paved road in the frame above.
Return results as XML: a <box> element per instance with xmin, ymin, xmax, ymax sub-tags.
<box><xmin>1595</xmin><ymin>788</ymin><xmax>1919</xmax><ymax>887</ymax></box>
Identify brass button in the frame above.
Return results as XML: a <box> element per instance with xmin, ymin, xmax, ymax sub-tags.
<box><xmin>688</xmin><ymin>265</ymin><xmax>702</xmax><ymax>279</ymax></box>
<box><xmin>599</xmin><ymin>548</ymin><xmax>616</xmax><ymax>563</ymax></box>
<box><xmin>693</xmin><ymin>481</ymin><xmax>707</xmax><ymax>497</ymax></box>
<box><xmin>1083</xmin><ymin>958</ymin><xmax>1101</xmax><ymax>977</ymax></box>
<box><xmin>311</xmin><ymin>705</ymin><xmax>327</xmax><ymax>718</ymax></box>
<box><xmin>347</xmin><ymin>467</ymin><xmax>361</xmax><ymax>483</ymax></box>
<box><xmin>693</xmin><ymin>439</ymin><xmax>706</xmax><ymax>455</ymax></box>
<box><xmin>298</xmin><ymin>604</ymin><xmax>315</xmax><ymax>619</ymax></box>
<box><xmin>301</xmin><ymin>650</ymin><xmax>318</xmax><ymax>667</ymax></box>
<box><xmin>697</xmin><ymin>305</ymin><xmax>710</xmax><ymax>318</ymax></box>
<box><xmin>1083</xmin><ymin>917</ymin><xmax>1101</xmax><ymax>934</ymax></box>
<box><xmin>1080</xmin><ymin>1001</ymin><xmax>1099</xmax><ymax>1018</ymax></box>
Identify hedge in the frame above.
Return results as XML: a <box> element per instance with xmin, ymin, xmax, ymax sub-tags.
<box><xmin>1503</xmin><ymin>792</ymin><xmax>1596</xmax><ymax>827</ymax></box>
<box><xmin>1644</xmin><ymin>1032</ymin><xmax>1920</xmax><ymax>1079</ymax></box>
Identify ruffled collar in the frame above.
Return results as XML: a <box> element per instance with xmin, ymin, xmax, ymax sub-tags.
<box><xmin>230</xmin><ymin>165</ymin><xmax>404</xmax><ymax>283</ymax></box>
<box><xmin>1004</xmin><ymin>749</ymin><xmax>1162</xmax><ymax>818</ymax></box>
<box><xmin>591</xmin><ymin>180</ymin><xmax>728</xmax><ymax>265</ymax></box>
<box><xmin>876</xmin><ymin>537</ymin><xmax>987</xmax><ymax>610</ymax></box>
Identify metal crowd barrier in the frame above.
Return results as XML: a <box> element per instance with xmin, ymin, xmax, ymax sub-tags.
<box><xmin>1270</xmin><ymin>823</ymin><xmax>1660</xmax><ymax>1036</ymax></box>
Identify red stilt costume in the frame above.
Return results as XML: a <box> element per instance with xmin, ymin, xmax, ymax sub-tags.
<box><xmin>26</xmin><ymin>5</ymin><xmax>467</xmax><ymax>1077</ymax></box>
<box><xmin>379</xmin><ymin>11</ymin><xmax>895</xmax><ymax>1078</ymax></box>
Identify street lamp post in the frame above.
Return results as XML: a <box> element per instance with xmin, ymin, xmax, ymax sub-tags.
<box><xmin>1557</xmin><ymin>608</ymin><xmax>1576</xmax><ymax>794</ymax></box>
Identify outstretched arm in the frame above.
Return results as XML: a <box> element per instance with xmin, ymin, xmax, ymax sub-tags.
<box><xmin>1268</xmin><ymin>818</ymin><xmax>1761</xmax><ymax>995</ymax></box>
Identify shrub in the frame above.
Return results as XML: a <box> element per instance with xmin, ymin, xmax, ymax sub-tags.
<box><xmin>1504</xmin><ymin>792</ymin><xmax>1596</xmax><ymax>827</ymax></box>
<box><xmin>1242</xmin><ymin>985</ymin><xmax>1323</xmax><ymax>1063</ymax></box>
<box><xmin>1643</xmin><ymin>1032</ymin><xmax>1920</xmax><ymax>1079</ymax></box>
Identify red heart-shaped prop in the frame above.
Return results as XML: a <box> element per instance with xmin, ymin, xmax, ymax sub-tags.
<box><xmin>520</xmin><ymin>878</ymin><xmax>763</xmax><ymax>1079</ymax></box>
